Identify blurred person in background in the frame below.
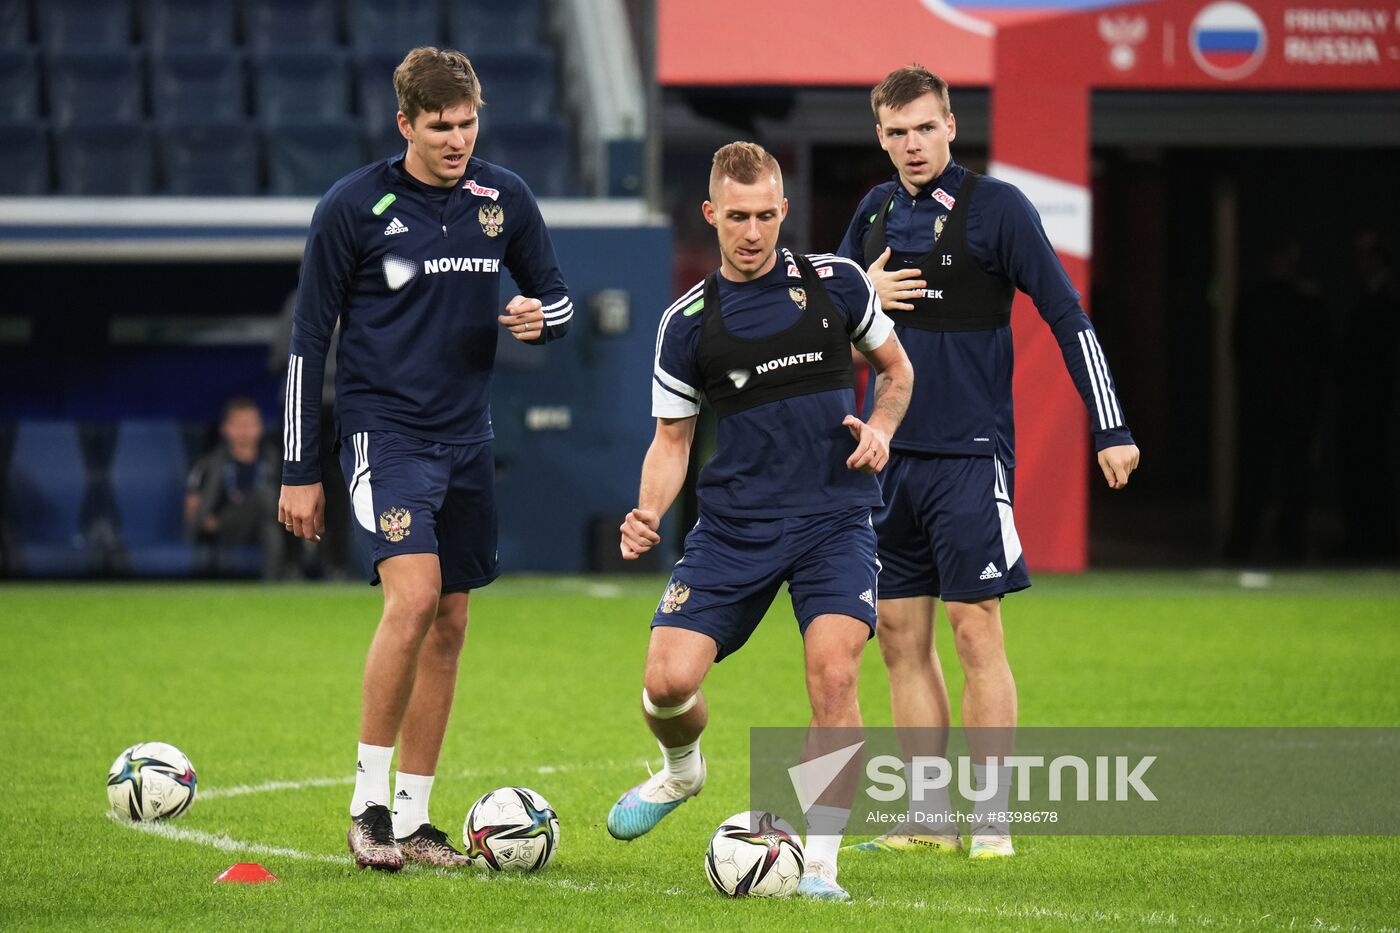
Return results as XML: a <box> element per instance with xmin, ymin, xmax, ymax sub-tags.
<box><xmin>278</xmin><ymin>47</ymin><xmax>572</xmax><ymax>871</ymax></box>
<box><xmin>836</xmin><ymin>65</ymin><xmax>1139</xmax><ymax>860</ymax></box>
<box><xmin>185</xmin><ymin>397</ymin><xmax>283</xmax><ymax>578</ymax></box>
<box><xmin>1225</xmin><ymin>235</ymin><xmax>1326</xmax><ymax>565</ymax></box>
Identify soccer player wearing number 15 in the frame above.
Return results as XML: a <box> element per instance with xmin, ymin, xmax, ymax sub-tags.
<box><xmin>278</xmin><ymin>48</ymin><xmax>571</xmax><ymax>871</ymax></box>
<box><xmin>838</xmin><ymin>66</ymin><xmax>1139</xmax><ymax>859</ymax></box>
<box><xmin>609</xmin><ymin>143</ymin><xmax>913</xmax><ymax>901</ymax></box>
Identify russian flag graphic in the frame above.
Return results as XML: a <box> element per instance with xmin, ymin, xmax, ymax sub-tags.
<box><xmin>1190</xmin><ymin>2</ymin><xmax>1267</xmax><ymax>79</ymax></box>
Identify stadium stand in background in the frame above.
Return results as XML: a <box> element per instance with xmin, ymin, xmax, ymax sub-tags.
<box><xmin>0</xmin><ymin>0</ymin><xmax>585</xmax><ymax>197</ymax></box>
<box><xmin>0</xmin><ymin>0</ymin><xmax>664</xmax><ymax>581</ymax></box>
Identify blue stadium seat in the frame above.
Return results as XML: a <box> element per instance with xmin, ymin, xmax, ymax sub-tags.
<box><xmin>477</xmin><ymin>119</ymin><xmax>575</xmax><ymax>197</ymax></box>
<box><xmin>354</xmin><ymin>51</ymin><xmax>405</xmax><ymax>130</ymax></box>
<box><xmin>251</xmin><ymin>49</ymin><xmax>350</xmax><ymax>124</ymax></box>
<box><xmin>264</xmin><ymin>119</ymin><xmax>362</xmax><ymax>195</ymax></box>
<box><xmin>150</xmin><ymin>51</ymin><xmax>244</xmax><ymax>122</ymax></box>
<box><xmin>5</xmin><ymin>421</ymin><xmax>96</xmax><ymax>576</ymax></box>
<box><xmin>0</xmin><ymin>1</ymin><xmax>32</xmax><ymax>48</ymax></box>
<box><xmin>347</xmin><ymin>0</ymin><xmax>441</xmax><ymax>55</ymax></box>
<box><xmin>0</xmin><ymin>49</ymin><xmax>40</xmax><ymax>121</ymax></box>
<box><xmin>469</xmin><ymin>50</ymin><xmax>557</xmax><ymax>124</ymax></box>
<box><xmin>55</xmin><ymin>123</ymin><xmax>156</xmax><ymax>195</ymax></box>
<box><xmin>37</xmin><ymin>0</ymin><xmax>133</xmax><ymax>49</ymax></box>
<box><xmin>446</xmin><ymin>0</ymin><xmax>544</xmax><ymax>53</ymax></box>
<box><xmin>141</xmin><ymin>0</ymin><xmax>235</xmax><ymax>51</ymax></box>
<box><xmin>111</xmin><ymin>420</ymin><xmax>193</xmax><ymax>577</ymax></box>
<box><xmin>159</xmin><ymin>122</ymin><xmax>259</xmax><ymax>195</ymax></box>
<box><xmin>46</xmin><ymin>50</ymin><xmax>144</xmax><ymax>126</ymax></box>
<box><xmin>243</xmin><ymin>0</ymin><xmax>339</xmax><ymax>50</ymax></box>
<box><xmin>0</xmin><ymin>123</ymin><xmax>51</xmax><ymax>194</ymax></box>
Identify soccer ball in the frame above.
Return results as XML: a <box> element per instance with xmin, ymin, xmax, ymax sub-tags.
<box><xmin>705</xmin><ymin>811</ymin><xmax>805</xmax><ymax>897</ymax></box>
<box><xmin>462</xmin><ymin>786</ymin><xmax>559</xmax><ymax>871</ymax></box>
<box><xmin>106</xmin><ymin>742</ymin><xmax>197</xmax><ymax>821</ymax></box>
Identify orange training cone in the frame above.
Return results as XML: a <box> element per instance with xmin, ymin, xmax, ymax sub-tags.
<box><xmin>214</xmin><ymin>863</ymin><xmax>279</xmax><ymax>884</ymax></box>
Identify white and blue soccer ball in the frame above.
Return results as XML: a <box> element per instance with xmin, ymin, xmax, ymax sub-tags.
<box><xmin>106</xmin><ymin>742</ymin><xmax>197</xmax><ymax>821</ymax></box>
<box><xmin>705</xmin><ymin>811</ymin><xmax>805</xmax><ymax>897</ymax></box>
<box><xmin>463</xmin><ymin>786</ymin><xmax>559</xmax><ymax>871</ymax></box>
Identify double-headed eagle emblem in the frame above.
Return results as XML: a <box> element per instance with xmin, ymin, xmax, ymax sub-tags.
<box><xmin>379</xmin><ymin>508</ymin><xmax>412</xmax><ymax>543</ymax></box>
<box><xmin>479</xmin><ymin>204</ymin><xmax>504</xmax><ymax>237</ymax></box>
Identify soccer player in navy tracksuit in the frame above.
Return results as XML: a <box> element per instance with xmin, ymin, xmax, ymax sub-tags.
<box><xmin>608</xmin><ymin>143</ymin><xmax>914</xmax><ymax>901</ymax></box>
<box><xmin>278</xmin><ymin>48</ymin><xmax>571</xmax><ymax>871</ymax></box>
<box><xmin>836</xmin><ymin>66</ymin><xmax>1140</xmax><ymax>859</ymax></box>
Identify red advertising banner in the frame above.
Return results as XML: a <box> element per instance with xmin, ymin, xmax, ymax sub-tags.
<box><xmin>1011</xmin><ymin>0</ymin><xmax>1400</xmax><ymax>90</ymax></box>
<box><xmin>658</xmin><ymin>0</ymin><xmax>996</xmax><ymax>86</ymax></box>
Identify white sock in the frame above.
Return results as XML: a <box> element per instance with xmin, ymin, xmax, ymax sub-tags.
<box><xmin>972</xmin><ymin>763</ymin><xmax>1013</xmax><ymax>834</ymax></box>
<box><xmin>804</xmin><ymin>804</ymin><xmax>850</xmax><ymax>871</ymax></box>
<box><xmin>350</xmin><ymin>742</ymin><xmax>393</xmax><ymax>816</ymax></box>
<box><xmin>391</xmin><ymin>771</ymin><xmax>434</xmax><ymax>839</ymax></box>
<box><xmin>660</xmin><ymin>738</ymin><xmax>702</xmax><ymax>786</ymax></box>
<box><xmin>905</xmin><ymin>761</ymin><xmax>958</xmax><ymax>836</ymax></box>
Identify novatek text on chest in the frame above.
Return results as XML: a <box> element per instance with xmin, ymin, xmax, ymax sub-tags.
<box><xmin>423</xmin><ymin>257</ymin><xmax>502</xmax><ymax>275</ymax></box>
<box><xmin>755</xmin><ymin>352</ymin><xmax>824</xmax><ymax>374</ymax></box>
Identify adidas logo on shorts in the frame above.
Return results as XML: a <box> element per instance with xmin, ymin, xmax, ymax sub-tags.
<box><xmin>859</xmin><ymin>589</ymin><xmax>875</xmax><ymax>607</ymax></box>
<box><xmin>383</xmin><ymin>216</ymin><xmax>409</xmax><ymax>236</ymax></box>
<box><xmin>979</xmin><ymin>563</ymin><xmax>1003</xmax><ymax>581</ymax></box>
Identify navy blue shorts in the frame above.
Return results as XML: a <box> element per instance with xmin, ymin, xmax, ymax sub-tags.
<box><xmin>652</xmin><ymin>507</ymin><xmax>879</xmax><ymax>662</ymax></box>
<box><xmin>338</xmin><ymin>431</ymin><xmax>499</xmax><ymax>593</ymax></box>
<box><xmin>874</xmin><ymin>453</ymin><xmax>1031</xmax><ymax>602</ymax></box>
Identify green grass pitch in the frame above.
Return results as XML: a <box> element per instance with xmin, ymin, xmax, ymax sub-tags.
<box><xmin>2</xmin><ymin>572</ymin><xmax>1398</xmax><ymax>931</ymax></box>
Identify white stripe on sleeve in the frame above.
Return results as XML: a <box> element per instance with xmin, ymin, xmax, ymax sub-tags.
<box><xmin>1086</xmin><ymin>331</ymin><xmax>1123</xmax><ymax>427</ymax></box>
<box><xmin>284</xmin><ymin>353</ymin><xmax>303</xmax><ymax>461</ymax></box>
<box><xmin>1077</xmin><ymin>331</ymin><xmax>1108</xmax><ymax>431</ymax></box>
<box><xmin>292</xmin><ymin>354</ymin><xmax>303</xmax><ymax>460</ymax></box>
<box><xmin>649</xmin><ymin>280</ymin><xmax>706</xmax><ymax>410</ymax></box>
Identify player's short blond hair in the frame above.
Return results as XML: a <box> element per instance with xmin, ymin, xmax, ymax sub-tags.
<box><xmin>393</xmin><ymin>47</ymin><xmax>483</xmax><ymax>123</ymax></box>
<box><xmin>870</xmin><ymin>65</ymin><xmax>951</xmax><ymax>120</ymax></box>
<box><xmin>708</xmin><ymin>142</ymin><xmax>782</xmax><ymax>201</ymax></box>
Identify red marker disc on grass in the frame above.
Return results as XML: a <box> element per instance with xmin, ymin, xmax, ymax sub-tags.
<box><xmin>214</xmin><ymin>863</ymin><xmax>279</xmax><ymax>884</ymax></box>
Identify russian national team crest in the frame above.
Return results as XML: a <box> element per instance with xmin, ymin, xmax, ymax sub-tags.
<box><xmin>789</xmin><ymin>287</ymin><xmax>807</xmax><ymax>311</ymax></box>
<box><xmin>1190</xmin><ymin>1</ymin><xmax>1267</xmax><ymax>80</ymax></box>
<box><xmin>379</xmin><ymin>508</ymin><xmax>412</xmax><ymax>543</ymax></box>
<box><xmin>660</xmin><ymin>580</ymin><xmax>691</xmax><ymax>614</ymax></box>
<box><xmin>478</xmin><ymin>203</ymin><xmax>504</xmax><ymax>237</ymax></box>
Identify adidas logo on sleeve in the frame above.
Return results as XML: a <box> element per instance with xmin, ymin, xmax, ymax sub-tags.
<box><xmin>979</xmin><ymin>563</ymin><xmax>1003</xmax><ymax>581</ymax></box>
<box><xmin>383</xmin><ymin>217</ymin><xmax>409</xmax><ymax>236</ymax></box>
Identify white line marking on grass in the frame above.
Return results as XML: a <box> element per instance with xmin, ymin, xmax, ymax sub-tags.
<box><xmin>107</xmin><ymin>818</ymin><xmax>1386</xmax><ymax>932</ymax></box>
<box><xmin>112</xmin><ymin>816</ymin><xmax>349</xmax><ymax>864</ymax></box>
<box><xmin>201</xmin><ymin>758</ymin><xmax>650</xmax><ymax>801</ymax></box>
<box><xmin>201</xmin><ymin>775</ymin><xmax>353</xmax><ymax>801</ymax></box>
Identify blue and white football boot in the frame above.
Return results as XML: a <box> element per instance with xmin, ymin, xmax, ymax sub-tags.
<box><xmin>606</xmin><ymin>755</ymin><xmax>707</xmax><ymax>841</ymax></box>
<box><xmin>797</xmin><ymin>860</ymin><xmax>851</xmax><ymax>901</ymax></box>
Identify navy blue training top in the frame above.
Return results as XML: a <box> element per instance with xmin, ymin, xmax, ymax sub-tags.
<box><xmin>837</xmin><ymin>160</ymin><xmax>1133</xmax><ymax>465</ymax></box>
<box><xmin>653</xmin><ymin>248</ymin><xmax>895</xmax><ymax>518</ymax></box>
<box><xmin>282</xmin><ymin>156</ymin><xmax>571</xmax><ymax>485</ymax></box>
